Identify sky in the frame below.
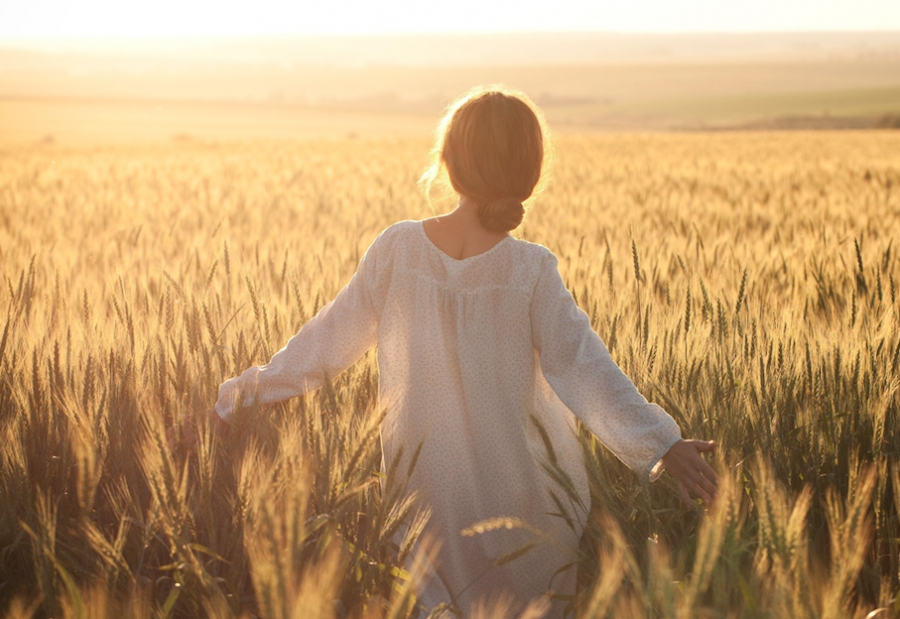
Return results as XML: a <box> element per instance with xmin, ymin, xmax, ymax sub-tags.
<box><xmin>2</xmin><ymin>0</ymin><xmax>900</xmax><ymax>39</ymax></box>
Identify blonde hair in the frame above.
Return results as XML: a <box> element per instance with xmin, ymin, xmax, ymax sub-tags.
<box><xmin>420</xmin><ymin>85</ymin><xmax>551</xmax><ymax>232</ymax></box>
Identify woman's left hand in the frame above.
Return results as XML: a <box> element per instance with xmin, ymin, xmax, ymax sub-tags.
<box><xmin>166</xmin><ymin>407</ymin><xmax>229</xmax><ymax>454</ymax></box>
<box><xmin>661</xmin><ymin>439</ymin><xmax>719</xmax><ymax>508</ymax></box>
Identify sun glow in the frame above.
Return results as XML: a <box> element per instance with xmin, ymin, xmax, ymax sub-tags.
<box><xmin>2</xmin><ymin>0</ymin><xmax>900</xmax><ymax>38</ymax></box>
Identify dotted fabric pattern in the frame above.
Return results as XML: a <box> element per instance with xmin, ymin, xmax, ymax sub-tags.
<box><xmin>215</xmin><ymin>220</ymin><xmax>682</xmax><ymax>615</ymax></box>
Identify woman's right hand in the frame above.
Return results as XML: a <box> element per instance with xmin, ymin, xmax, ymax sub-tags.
<box><xmin>661</xmin><ymin>439</ymin><xmax>719</xmax><ymax>508</ymax></box>
<box><xmin>166</xmin><ymin>407</ymin><xmax>230</xmax><ymax>454</ymax></box>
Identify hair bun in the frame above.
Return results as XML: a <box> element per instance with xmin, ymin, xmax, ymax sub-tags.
<box><xmin>478</xmin><ymin>197</ymin><xmax>525</xmax><ymax>232</ymax></box>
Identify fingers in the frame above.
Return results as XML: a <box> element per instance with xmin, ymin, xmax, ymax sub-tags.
<box><xmin>697</xmin><ymin>458</ymin><xmax>720</xmax><ymax>487</ymax></box>
<box><xmin>685</xmin><ymin>440</ymin><xmax>719</xmax><ymax>482</ymax></box>
<box><xmin>206</xmin><ymin>408</ymin><xmax>231</xmax><ymax>439</ymax></box>
<box><xmin>165</xmin><ymin>425</ymin><xmax>178</xmax><ymax>452</ymax></box>
<box><xmin>165</xmin><ymin>412</ymin><xmax>201</xmax><ymax>454</ymax></box>
<box><xmin>693</xmin><ymin>439</ymin><xmax>717</xmax><ymax>453</ymax></box>
<box><xmin>678</xmin><ymin>465</ymin><xmax>715</xmax><ymax>504</ymax></box>
<box><xmin>680</xmin><ymin>475</ymin><xmax>715</xmax><ymax>506</ymax></box>
<box><xmin>666</xmin><ymin>439</ymin><xmax>720</xmax><ymax>508</ymax></box>
<box><xmin>689</xmin><ymin>455</ymin><xmax>719</xmax><ymax>504</ymax></box>
<box><xmin>691</xmin><ymin>476</ymin><xmax>717</xmax><ymax>505</ymax></box>
<box><xmin>676</xmin><ymin>480</ymin><xmax>696</xmax><ymax>511</ymax></box>
<box><xmin>687</xmin><ymin>451</ymin><xmax>719</xmax><ymax>486</ymax></box>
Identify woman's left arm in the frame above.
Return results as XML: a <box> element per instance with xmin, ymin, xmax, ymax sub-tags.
<box><xmin>531</xmin><ymin>251</ymin><xmax>718</xmax><ymax>505</ymax></box>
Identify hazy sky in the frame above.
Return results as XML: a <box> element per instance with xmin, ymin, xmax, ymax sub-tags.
<box><xmin>2</xmin><ymin>0</ymin><xmax>900</xmax><ymax>38</ymax></box>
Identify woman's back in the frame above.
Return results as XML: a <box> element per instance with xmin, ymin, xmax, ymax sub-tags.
<box><xmin>365</xmin><ymin>220</ymin><xmax>584</xmax><ymax>612</ymax></box>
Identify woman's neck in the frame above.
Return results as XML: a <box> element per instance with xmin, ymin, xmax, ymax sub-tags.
<box><xmin>423</xmin><ymin>196</ymin><xmax>509</xmax><ymax>260</ymax></box>
<box><xmin>442</xmin><ymin>196</ymin><xmax>481</xmax><ymax>225</ymax></box>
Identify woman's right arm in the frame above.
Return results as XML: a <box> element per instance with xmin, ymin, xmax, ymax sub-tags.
<box><xmin>530</xmin><ymin>250</ymin><xmax>681</xmax><ymax>476</ymax></box>
<box><xmin>214</xmin><ymin>231</ymin><xmax>385</xmax><ymax>420</ymax></box>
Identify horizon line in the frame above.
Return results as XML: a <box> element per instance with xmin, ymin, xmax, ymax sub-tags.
<box><xmin>3</xmin><ymin>29</ymin><xmax>900</xmax><ymax>43</ymax></box>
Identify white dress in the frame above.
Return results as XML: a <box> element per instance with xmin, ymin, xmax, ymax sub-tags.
<box><xmin>215</xmin><ymin>220</ymin><xmax>681</xmax><ymax>616</ymax></box>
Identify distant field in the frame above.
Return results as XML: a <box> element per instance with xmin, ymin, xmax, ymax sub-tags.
<box><xmin>2</xmin><ymin>83</ymin><xmax>900</xmax><ymax>146</ymax></box>
<box><xmin>603</xmin><ymin>85</ymin><xmax>900</xmax><ymax>129</ymax></box>
<box><xmin>2</xmin><ymin>33</ymin><xmax>900</xmax><ymax>143</ymax></box>
<box><xmin>0</xmin><ymin>98</ymin><xmax>437</xmax><ymax>145</ymax></box>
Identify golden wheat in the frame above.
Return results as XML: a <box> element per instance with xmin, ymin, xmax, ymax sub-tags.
<box><xmin>1</xmin><ymin>131</ymin><xmax>899</xmax><ymax>618</ymax></box>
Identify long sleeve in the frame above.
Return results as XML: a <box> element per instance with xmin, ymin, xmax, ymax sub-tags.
<box><xmin>530</xmin><ymin>251</ymin><xmax>681</xmax><ymax>477</ymax></box>
<box><xmin>214</xmin><ymin>237</ymin><xmax>381</xmax><ymax>420</ymax></box>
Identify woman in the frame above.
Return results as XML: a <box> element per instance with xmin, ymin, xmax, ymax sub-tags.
<box><xmin>183</xmin><ymin>85</ymin><xmax>718</xmax><ymax>616</ymax></box>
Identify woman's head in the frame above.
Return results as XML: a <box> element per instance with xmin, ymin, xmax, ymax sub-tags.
<box><xmin>421</xmin><ymin>85</ymin><xmax>550</xmax><ymax>232</ymax></box>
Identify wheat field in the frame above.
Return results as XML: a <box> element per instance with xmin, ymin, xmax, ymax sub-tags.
<box><xmin>1</xmin><ymin>131</ymin><xmax>899</xmax><ymax>618</ymax></box>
